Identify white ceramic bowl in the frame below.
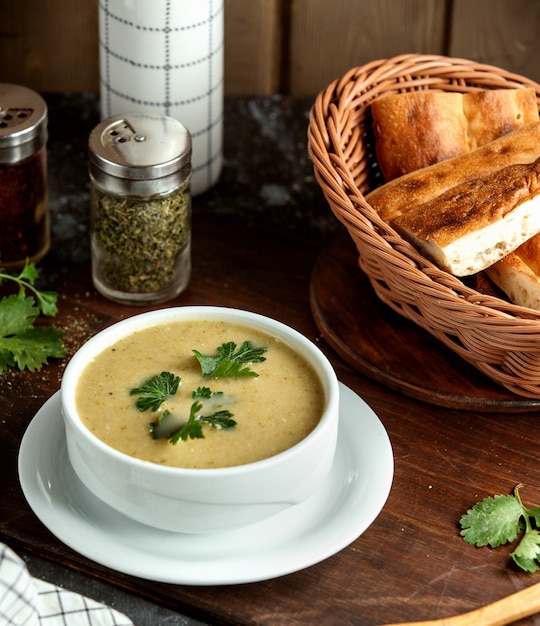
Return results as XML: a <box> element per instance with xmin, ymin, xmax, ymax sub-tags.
<box><xmin>61</xmin><ymin>306</ymin><xmax>340</xmax><ymax>533</ymax></box>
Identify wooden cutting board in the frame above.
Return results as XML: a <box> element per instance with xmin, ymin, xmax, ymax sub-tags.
<box><xmin>310</xmin><ymin>231</ymin><xmax>540</xmax><ymax>412</ymax></box>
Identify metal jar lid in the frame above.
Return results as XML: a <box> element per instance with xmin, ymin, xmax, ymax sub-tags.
<box><xmin>89</xmin><ymin>112</ymin><xmax>191</xmax><ymax>182</ymax></box>
<box><xmin>0</xmin><ymin>83</ymin><xmax>48</xmax><ymax>163</ymax></box>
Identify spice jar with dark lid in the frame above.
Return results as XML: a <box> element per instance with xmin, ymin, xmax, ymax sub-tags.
<box><xmin>89</xmin><ymin>112</ymin><xmax>192</xmax><ymax>305</ymax></box>
<box><xmin>0</xmin><ymin>83</ymin><xmax>49</xmax><ymax>269</ymax></box>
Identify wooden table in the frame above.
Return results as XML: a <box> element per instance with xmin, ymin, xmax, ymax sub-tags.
<box><xmin>2</xmin><ymin>94</ymin><xmax>540</xmax><ymax>626</ymax></box>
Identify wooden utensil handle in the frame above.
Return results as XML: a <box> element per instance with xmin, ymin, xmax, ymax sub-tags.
<box><xmin>382</xmin><ymin>581</ymin><xmax>540</xmax><ymax>626</ymax></box>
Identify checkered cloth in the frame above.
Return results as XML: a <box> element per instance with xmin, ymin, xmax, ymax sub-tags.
<box><xmin>98</xmin><ymin>0</ymin><xmax>224</xmax><ymax>196</ymax></box>
<box><xmin>0</xmin><ymin>543</ymin><xmax>133</xmax><ymax>625</ymax></box>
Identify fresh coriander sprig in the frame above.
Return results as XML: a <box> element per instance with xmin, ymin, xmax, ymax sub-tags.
<box><xmin>131</xmin><ymin>338</ymin><xmax>266</xmax><ymax>445</ymax></box>
<box><xmin>169</xmin><ymin>400</ymin><xmax>205</xmax><ymax>442</ymax></box>
<box><xmin>0</xmin><ymin>260</ymin><xmax>65</xmax><ymax>371</ymax></box>
<box><xmin>130</xmin><ymin>371</ymin><xmax>181</xmax><ymax>412</ymax></box>
<box><xmin>150</xmin><ymin>400</ymin><xmax>237</xmax><ymax>444</ymax></box>
<box><xmin>193</xmin><ymin>341</ymin><xmax>267</xmax><ymax>378</ymax></box>
<box><xmin>460</xmin><ymin>484</ymin><xmax>540</xmax><ymax>572</ymax></box>
<box><xmin>169</xmin><ymin>401</ymin><xmax>236</xmax><ymax>443</ymax></box>
<box><xmin>0</xmin><ymin>259</ymin><xmax>58</xmax><ymax>316</ymax></box>
<box><xmin>192</xmin><ymin>386</ymin><xmax>225</xmax><ymax>402</ymax></box>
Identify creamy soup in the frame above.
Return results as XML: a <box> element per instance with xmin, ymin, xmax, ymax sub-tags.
<box><xmin>75</xmin><ymin>320</ymin><xmax>325</xmax><ymax>468</ymax></box>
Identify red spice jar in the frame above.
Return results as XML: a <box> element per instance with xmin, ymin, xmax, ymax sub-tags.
<box><xmin>0</xmin><ymin>84</ymin><xmax>49</xmax><ymax>269</ymax></box>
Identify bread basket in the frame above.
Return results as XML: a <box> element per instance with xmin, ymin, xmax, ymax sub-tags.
<box><xmin>308</xmin><ymin>53</ymin><xmax>540</xmax><ymax>399</ymax></box>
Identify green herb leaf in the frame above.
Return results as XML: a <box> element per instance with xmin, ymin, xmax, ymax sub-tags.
<box><xmin>193</xmin><ymin>341</ymin><xmax>267</xmax><ymax>378</ymax></box>
<box><xmin>511</xmin><ymin>530</ymin><xmax>540</xmax><ymax>572</ymax></box>
<box><xmin>130</xmin><ymin>371</ymin><xmax>181</xmax><ymax>412</ymax></box>
<box><xmin>34</xmin><ymin>290</ymin><xmax>60</xmax><ymax>317</ymax></box>
<box><xmin>460</xmin><ymin>494</ymin><xmax>523</xmax><ymax>548</ymax></box>
<box><xmin>0</xmin><ymin>259</ymin><xmax>59</xmax><ymax>317</ymax></box>
<box><xmin>169</xmin><ymin>401</ymin><xmax>205</xmax><ymax>443</ymax></box>
<box><xmin>460</xmin><ymin>485</ymin><xmax>540</xmax><ymax>573</ymax></box>
<box><xmin>17</xmin><ymin>260</ymin><xmax>39</xmax><ymax>284</ymax></box>
<box><xmin>528</xmin><ymin>506</ymin><xmax>540</xmax><ymax>526</ymax></box>
<box><xmin>0</xmin><ymin>293</ymin><xmax>38</xmax><ymax>334</ymax></box>
<box><xmin>158</xmin><ymin>403</ymin><xmax>237</xmax><ymax>444</ymax></box>
<box><xmin>192</xmin><ymin>386</ymin><xmax>213</xmax><ymax>399</ymax></box>
<box><xmin>0</xmin><ymin>291</ymin><xmax>65</xmax><ymax>372</ymax></box>
<box><xmin>199</xmin><ymin>409</ymin><xmax>236</xmax><ymax>430</ymax></box>
<box><xmin>192</xmin><ymin>386</ymin><xmax>225</xmax><ymax>401</ymax></box>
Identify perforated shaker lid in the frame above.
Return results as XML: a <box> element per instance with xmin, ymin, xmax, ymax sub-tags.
<box><xmin>0</xmin><ymin>83</ymin><xmax>48</xmax><ymax>159</ymax></box>
<box><xmin>88</xmin><ymin>112</ymin><xmax>192</xmax><ymax>180</ymax></box>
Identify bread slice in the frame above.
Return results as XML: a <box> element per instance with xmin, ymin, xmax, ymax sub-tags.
<box><xmin>367</xmin><ymin>122</ymin><xmax>540</xmax><ymax>224</ymax></box>
<box><xmin>486</xmin><ymin>234</ymin><xmax>540</xmax><ymax>309</ymax></box>
<box><xmin>371</xmin><ymin>88</ymin><xmax>539</xmax><ymax>181</ymax></box>
<box><xmin>392</xmin><ymin>157</ymin><xmax>540</xmax><ymax>276</ymax></box>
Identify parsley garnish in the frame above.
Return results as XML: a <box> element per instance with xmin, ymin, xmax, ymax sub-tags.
<box><xmin>193</xmin><ymin>341</ymin><xmax>267</xmax><ymax>378</ymax></box>
<box><xmin>197</xmin><ymin>409</ymin><xmax>236</xmax><ymax>430</ymax></box>
<box><xmin>169</xmin><ymin>400</ymin><xmax>205</xmax><ymax>442</ymax></box>
<box><xmin>130</xmin><ymin>371</ymin><xmax>181</xmax><ymax>411</ymax></box>
<box><xmin>150</xmin><ymin>400</ymin><xmax>236</xmax><ymax>443</ymax></box>
<box><xmin>0</xmin><ymin>260</ymin><xmax>65</xmax><ymax>371</ymax></box>
<box><xmin>130</xmin><ymin>339</ymin><xmax>266</xmax><ymax>445</ymax></box>
<box><xmin>460</xmin><ymin>484</ymin><xmax>540</xmax><ymax>572</ymax></box>
<box><xmin>192</xmin><ymin>386</ymin><xmax>223</xmax><ymax>400</ymax></box>
<box><xmin>193</xmin><ymin>386</ymin><xmax>213</xmax><ymax>399</ymax></box>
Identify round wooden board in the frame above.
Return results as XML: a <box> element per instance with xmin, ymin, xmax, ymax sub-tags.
<box><xmin>310</xmin><ymin>231</ymin><xmax>540</xmax><ymax>412</ymax></box>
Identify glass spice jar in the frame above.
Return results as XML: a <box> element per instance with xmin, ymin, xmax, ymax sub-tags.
<box><xmin>0</xmin><ymin>84</ymin><xmax>49</xmax><ymax>270</ymax></box>
<box><xmin>89</xmin><ymin>112</ymin><xmax>192</xmax><ymax>305</ymax></box>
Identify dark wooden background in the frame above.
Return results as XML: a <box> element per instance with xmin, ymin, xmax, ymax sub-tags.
<box><xmin>1</xmin><ymin>0</ymin><xmax>540</xmax><ymax>96</ymax></box>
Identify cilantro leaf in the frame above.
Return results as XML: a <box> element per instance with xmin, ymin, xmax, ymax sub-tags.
<box><xmin>511</xmin><ymin>530</ymin><xmax>540</xmax><ymax>572</ymax></box>
<box><xmin>0</xmin><ymin>326</ymin><xmax>65</xmax><ymax>371</ymax></box>
<box><xmin>17</xmin><ymin>261</ymin><xmax>39</xmax><ymax>284</ymax></box>
<box><xmin>34</xmin><ymin>290</ymin><xmax>59</xmax><ymax>317</ymax></box>
<box><xmin>130</xmin><ymin>372</ymin><xmax>181</xmax><ymax>412</ymax></box>
<box><xmin>150</xmin><ymin>401</ymin><xmax>237</xmax><ymax>444</ymax></box>
<box><xmin>192</xmin><ymin>386</ymin><xmax>225</xmax><ymax>402</ymax></box>
<box><xmin>460</xmin><ymin>485</ymin><xmax>540</xmax><ymax>573</ymax></box>
<box><xmin>193</xmin><ymin>341</ymin><xmax>267</xmax><ymax>378</ymax></box>
<box><xmin>0</xmin><ymin>292</ymin><xmax>65</xmax><ymax>372</ymax></box>
<box><xmin>192</xmin><ymin>386</ymin><xmax>213</xmax><ymax>399</ymax></box>
<box><xmin>169</xmin><ymin>401</ymin><xmax>205</xmax><ymax>443</ymax></box>
<box><xmin>0</xmin><ymin>261</ymin><xmax>65</xmax><ymax>371</ymax></box>
<box><xmin>0</xmin><ymin>293</ymin><xmax>38</xmax><ymax>335</ymax></box>
<box><xmin>528</xmin><ymin>506</ymin><xmax>540</xmax><ymax>526</ymax></box>
<box><xmin>199</xmin><ymin>409</ymin><xmax>236</xmax><ymax>430</ymax></box>
<box><xmin>460</xmin><ymin>494</ymin><xmax>523</xmax><ymax>548</ymax></box>
<box><xmin>0</xmin><ymin>259</ymin><xmax>58</xmax><ymax>316</ymax></box>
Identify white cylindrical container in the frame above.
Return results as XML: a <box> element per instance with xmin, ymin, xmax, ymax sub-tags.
<box><xmin>98</xmin><ymin>0</ymin><xmax>223</xmax><ymax>196</ymax></box>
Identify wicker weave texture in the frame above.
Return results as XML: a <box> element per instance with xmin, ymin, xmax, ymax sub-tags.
<box><xmin>308</xmin><ymin>53</ymin><xmax>540</xmax><ymax>399</ymax></box>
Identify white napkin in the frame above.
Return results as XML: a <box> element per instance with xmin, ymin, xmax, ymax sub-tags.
<box><xmin>0</xmin><ymin>543</ymin><xmax>133</xmax><ymax>626</ymax></box>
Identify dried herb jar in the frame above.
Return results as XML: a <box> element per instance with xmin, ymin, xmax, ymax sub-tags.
<box><xmin>89</xmin><ymin>113</ymin><xmax>192</xmax><ymax>305</ymax></box>
<box><xmin>0</xmin><ymin>84</ymin><xmax>49</xmax><ymax>269</ymax></box>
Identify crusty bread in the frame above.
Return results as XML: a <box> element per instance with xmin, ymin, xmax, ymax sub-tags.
<box><xmin>367</xmin><ymin>122</ymin><xmax>540</xmax><ymax>224</ymax></box>
<box><xmin>463</xmin><ymin>88</ymin><xmax>539</xmax><ymax>150</ymax></box>
<box><xmin>372</xmin><ymin>88</ymin><xmax>539</xmax><ymax>181</ymax></box>
<box><xmin>486</xmin><ymin>234</ymin><xmax>540</xmax><ymax>309</ymax></box>
<box><xmin>392</xmin><ymin>157</ymin><xmax>540</xmax><ymax>276</ymax></box>
<box><xmin>371</xmin><ymin>92</ymin><xmax>469</xmax><ymax>180</ymax></box>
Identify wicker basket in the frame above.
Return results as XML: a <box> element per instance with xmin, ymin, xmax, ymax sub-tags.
<box><xmin>308</xmin><ymin>53</ymin><xmax>540</xmax><ymax>399</ymax></box>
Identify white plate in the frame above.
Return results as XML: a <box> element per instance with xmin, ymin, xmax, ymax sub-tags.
<box><xmin>18</xmin><ymin>383</ymin><xmax>393</xmax><ymax>586</ymax></box>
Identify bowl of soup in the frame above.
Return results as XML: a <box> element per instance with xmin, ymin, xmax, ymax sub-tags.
<box><xmin>60</xmin><ymin>306</ymin><xmax>340</xmax><ymax>533</ymax></box>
